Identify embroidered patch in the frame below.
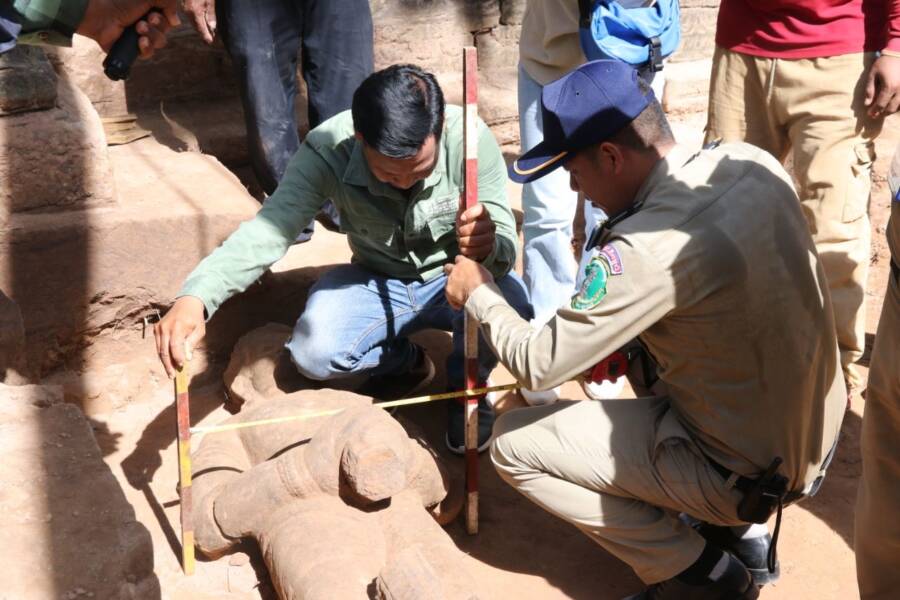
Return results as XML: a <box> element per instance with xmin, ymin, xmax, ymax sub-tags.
<box><xmin>571</xmin><ymin>256</ymin><xmax>610</xmax><ymax>310</ymax></box>
<box><xmin>599</xmin><ymin>244</ymin><xmax>623</xmax><ymax>275</ymax></box>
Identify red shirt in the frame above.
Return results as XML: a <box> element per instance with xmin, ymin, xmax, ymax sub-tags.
<box><xmin>716</xmin><ymin>0</ymin><xmax>900</xmax><ymax>58</ymax></box>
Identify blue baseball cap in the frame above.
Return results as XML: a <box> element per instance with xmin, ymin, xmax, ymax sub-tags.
<box><xmin>509</xmin><ymin>60</ymin><xmax>654</xmax><ymax>184</ymax></box>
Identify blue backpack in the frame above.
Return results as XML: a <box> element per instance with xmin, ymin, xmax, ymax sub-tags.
<box><xmin>578</xmin><ymin>0</ymin><xmax>681</xmax><ymax>74</ymax></box>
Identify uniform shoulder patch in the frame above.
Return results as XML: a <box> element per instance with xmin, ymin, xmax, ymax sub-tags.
<box><xmin>599</xmin><ymin>244</ymin><xmax>624</xmax><ymax>275</ymax></box>
<box><xmin>572</xmin><ymin>256</ymin><xmax>610</xmax><ymax>310</ymax></box>
<box><xmin>571</xmin><ymin>244</ymin><xmax>624</xmax><ymax>310</ymax></box>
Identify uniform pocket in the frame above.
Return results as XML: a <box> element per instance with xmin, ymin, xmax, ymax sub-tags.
<box><xmin>844</xmin><ymin>141</ymin><xmax>876</xmax><ymax>223</ymax></box>
<box><xmin>423</xmin><ymin>194</ymin><xmax>459</xmax><ymax>242</ymax></box>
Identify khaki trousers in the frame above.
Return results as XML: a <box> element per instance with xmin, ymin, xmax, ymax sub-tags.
<box><xmin>490</xmin><ymin>398</ymin><xmax>744</xmax><ymax>584</ymax></box>
<box><xmin>855</xmin><ymin>206</ymin><xmax>900</xmax><ymax>599</ymax></box>
<box><xmin>705</xmin><ymin>47</ymin><xmax>883</xmax><ymax>389</ymax></box>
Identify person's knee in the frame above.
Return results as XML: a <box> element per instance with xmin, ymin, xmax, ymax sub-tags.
<box><xmin>286</xmin><ymin>317</ymin><xmax>347</xmax><ymax>381</ymax></box>
<box><xmin>489</xmin><ymin>410</ymin><xmax>531</xmax><ymax>478</ymax></box>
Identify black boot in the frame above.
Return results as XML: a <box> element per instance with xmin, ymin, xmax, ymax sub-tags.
<box><xmin>623</xmin><ymin>551</ymin><xmax>759</xmax><ymax>600</ymax></box>
<box><xmin>695</xmin><ymin>523</ymin><xmax>780</xmax><ymax>587</ymax></box>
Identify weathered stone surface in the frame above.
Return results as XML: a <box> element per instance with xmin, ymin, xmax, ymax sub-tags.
<box><xmin>670</xmin><ymin>6</ymin><xmax>719</xmax><ymax>63</ymax></box>
<box><xmin>0</xmin><ymin>382</ymin><xmax>159</xmax><ymax>599</ymax></box>
<box><xmin>0</xmin><ymin>290</ymin><xmax>26</xmax><ymax>383</ymax></box>
<box><xmin>662</xmin><ymin>58</ymin><xmax>713</xmax><ymax>116</ymax></box>
<box><xmin>47</xmin><ymin>28</ymin><xmax>238</xmax><ymax>118</ymax></box>
<box><xmin>0</xmin><ymin>72</ymin><xmax>114</xmax><ymax>215</ymax></box>
<box><xmin>0</xmin><ymin>46</ymin><xmax>57</xmax><ymax>115</ymax></box>
<box><xmin>223</xmin><ymin>323</ymin><xmax>295</xmax><ymax>409</ymax></box>
<box><xmin>0</xmin><ymin>136</ymin><xmax>259</xmax><ymax>374</ymax></box>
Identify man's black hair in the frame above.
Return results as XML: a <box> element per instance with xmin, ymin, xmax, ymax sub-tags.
<box><xmin>607</xmin><ymin>76</ymin><xmax>674</xmax><ymax>152</ymax></box>
<box><xmin>352</xmin><ymin>64</ymin><xmax>445</xmax><ymax>159</ymax></box>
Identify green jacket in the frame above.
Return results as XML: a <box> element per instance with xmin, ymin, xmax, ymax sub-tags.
<box><xmin>4</xmin><ymin>0</ymin><xmax>89</xmax><ymax>49</ymax></box>
<box><xmin>180</xmin><ymin>106</ymin><xmax>519</xmax><ymax>318</ymax></box>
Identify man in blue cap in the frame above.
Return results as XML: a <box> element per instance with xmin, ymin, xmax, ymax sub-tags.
<box><xmin>445</xmin><ymin>59</ymin><xmax>846</xmax><ymax>599</ymax></box>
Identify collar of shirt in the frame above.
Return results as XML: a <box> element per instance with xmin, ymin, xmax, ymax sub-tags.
<box><xmin>632</xmin><ymin>143</ymin><xmax>699</xmax><ymax>209</ymax></box>
<box><xmin>340</xmin><ymin>137</ymin><xmax>448</xmax><ymax>203</ymax></box>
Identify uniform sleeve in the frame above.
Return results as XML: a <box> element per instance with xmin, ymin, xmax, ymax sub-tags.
<box><xmin>178</xmin><ymin>143</ymin><xmax>332</xmax><ymax>318</ymax></box>
<box><xmin>467</xmin><ymin>238</ymin><xmax>676</xmax><ymax>391</ymax></box>
<box><xmin>473</xmin><ymin>119</ymin><xmax>518</xmax><ymax>279</ymax></box>
<box><xmin>6</xmin><ymin>0</ymin><xmax>89</xmax><ymax>49</ymax></box>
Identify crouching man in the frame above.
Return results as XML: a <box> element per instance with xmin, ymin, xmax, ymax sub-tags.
<box><xmin>445</xmin><ymin>60</ymin><xmax>845</xmax><ymax>598</ymax></box>
<box><xmin>155</xmin><ymin>64</ymin><xmax>532</xmax><ymax>454</ymax></box>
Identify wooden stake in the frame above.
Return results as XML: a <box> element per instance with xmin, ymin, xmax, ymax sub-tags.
<box><xmin>462</xmin><ymin>45</ymin><xmax>480</xmax><ymax>536</ymax></box>
<box><xmin>175</xmin><ymin>362</ymin><xmax>195</xmax><ymax>575</ymax></box>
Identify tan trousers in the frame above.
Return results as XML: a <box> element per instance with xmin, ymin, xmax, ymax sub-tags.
<box><xmin>705</xmin><ymin>47</ymin><xmax>883</xmax><ymax>389</ymax></box>
<box><xmin>490</xmin><ymin>398</ymin><xmax>744</xmax><ymax>584</ymax></box>
<box><xmin>855</xmin><ymin>205</ymin><xmax>900</xmax><ymax>599</ymax></box>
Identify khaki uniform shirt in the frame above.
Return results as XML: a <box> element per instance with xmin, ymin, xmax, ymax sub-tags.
<box><xmin>469</xmin><ymin>142</ymin><xmax>846</xmax><ymax>490</ymax></box>
<box><xmin>180</xmin><ymin>107</ymin><xmax>518</xmax><ymax>318</ymax></box>
<box><xmin>519</xmin><ymin>0</ymin><xmax>586</xmax><ymax>85</ymax></box>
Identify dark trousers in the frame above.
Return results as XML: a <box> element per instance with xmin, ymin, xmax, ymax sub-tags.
<box><xmin>219</xmin><ymin>0</ymin><xmax>374</xmax><ymax>195</ymax></box>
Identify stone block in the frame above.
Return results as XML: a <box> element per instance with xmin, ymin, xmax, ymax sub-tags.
<box><xmin>0</xmin><ymin>381</ymin><xmax>159</xmax><ymax>599</ymax></box>
<box><xmin>0</xmin><ymin>72</ymin><xmax>115</xmax><ymax>215</ymax></box>
<box><xmin>0</xmin><ymin>137</ymin><xmax>259</xmax><ymax>373</ymax></box>
<box><xmin>0</xmin><ymin>45</ymin><xmax>57</xmax><ymax>115</ymax></box>
<box><xmin>47</xmin><ymin>27</ymin><xmax>238</xmax><ymax>118</ymax></box>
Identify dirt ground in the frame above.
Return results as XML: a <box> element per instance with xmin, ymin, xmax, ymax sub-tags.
<box><xmin>85</xmin><ymin>112</ymin><xmax>899</xmax><ymax>600</ymax></box>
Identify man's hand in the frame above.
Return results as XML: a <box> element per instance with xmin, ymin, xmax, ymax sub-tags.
<box><xmin>444</xmin><ymin>255</ymin><xmax>494</xmax><ymax>310</ymax></box>
<box><xmin>456</xmin><ymin>203</ymin><xmax>496</xmax><ymax>261</ymax></box>
<box><xmin>182</xmin><ymin>0</ymin><xmax>217</xmax><ymax>44</ymax></box>
<box><xmin>865</xmin><ymin>54</ymin><xmax>900</xmax><ymax>118</ymax></box>
<box><xmin>153</xmin><ymin>295</ymin><xmax>206</xmax><ymax>378</ymax></box>
<box><xmin>77</xmin><ymin>0</ymin><xmax>180</xmax><ymax>58</ymax></box>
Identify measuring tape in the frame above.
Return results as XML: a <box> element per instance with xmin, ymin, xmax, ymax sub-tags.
<box><xmin>189</xmin><ymin>382</ymin><xmax>521</xmax><ymax>436</ymax></box>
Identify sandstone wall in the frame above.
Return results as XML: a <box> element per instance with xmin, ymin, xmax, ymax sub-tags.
<box><xmin>46</xmin><ymin>0</ymin><xmax>720</xmax><ymax>149</ymax></box>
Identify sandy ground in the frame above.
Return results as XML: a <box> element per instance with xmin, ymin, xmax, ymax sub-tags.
<box><xmin>87</xmin><ymin>113</ymin><xmax>899</xmax><ymax>600</ymax></box>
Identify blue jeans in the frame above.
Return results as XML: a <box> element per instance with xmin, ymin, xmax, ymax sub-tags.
<box><xmin>218</xmin><ymin>0</ymin><xmax>373</xmax><ymax>195</ymax></box>
<box><xmin>519</xmin><ymin>64</ymin><xmax>604</xmax><ymax>325</ymax></box>
<box><xmin>285</xmin><ymin>265</ymin><xmax>533</xmax><ymax>390</ymax></box>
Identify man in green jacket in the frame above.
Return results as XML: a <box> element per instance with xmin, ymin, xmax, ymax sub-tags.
<box><xmin>154</xmin><ymin>64</ymin><xmax>531</xmax><ymax>453</ymax></box>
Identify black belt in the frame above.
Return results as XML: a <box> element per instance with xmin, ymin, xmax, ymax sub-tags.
<box><xmin>707</xmin><ymin>459</ymin><xmax>805</xmax><ymax>504</ymax></box>
<box><xmin>705</xmin><ymin>435</ymin><xmax>840</xmax><ymax>574</ymax></box>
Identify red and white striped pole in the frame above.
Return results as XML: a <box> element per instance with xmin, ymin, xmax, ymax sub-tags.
<box><xmin>462</xmin><ymin>46</ymin><xmax>480</xmax><ymax>535</ymax></box>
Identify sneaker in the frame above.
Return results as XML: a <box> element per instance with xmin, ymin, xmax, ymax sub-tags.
<box><xmin>694</xmin><ymin>522</ymin><xmax>780</xmax><ymax>587</ymax></box>
<box><xmin>520</xmin><ymin>386</ymin><xmax>560</xmax><ymax>406</ymax></box>
<box><xmin>293</xmin><ymin>226</ymin><xmax>315</xmax><ymax>244</ymax></box>
<box><xmin>582</xmin><ymin>376</ymin><xmax>626</xmax><ymax>400</ymax></box>
<box><xmin>623</xmin><ymin>552</ymin><xmax>759</xmax><ymax>600</ymax></box>
<box><xmin>445</xmin><ymin>388</ymin><xmax>495</xmax><ymax>455</ymax></box>
<box><xmin>356</xmin><ymin>346</ymin><xmax>436</xmax><ymax>401</ymax></box>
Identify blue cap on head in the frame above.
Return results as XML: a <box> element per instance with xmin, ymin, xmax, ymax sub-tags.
<box><xmin>509</xmin><ymin>60</ymin><xmax>654</xmax><ymax>184</ymax></box>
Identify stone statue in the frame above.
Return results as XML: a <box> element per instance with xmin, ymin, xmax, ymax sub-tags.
<box><xmin>191</xmin><ymin>327</ymin><xmax>478</xmax><ymax>599</ymax></box>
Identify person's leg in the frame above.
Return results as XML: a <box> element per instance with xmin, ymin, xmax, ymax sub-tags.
<box><xmin>518</xmin><ymin>64</ymin><xmax>580</xmax><ymax>326</ymax></box>
<box><xmin>299</xmin><ymin>0</ymin><xmax>373</xmax><ymax>128</ymax></box>
<box><xmin>490</xmin><ymin>398</ymin><xmax>745</xmax><ymax>584</ymax></box>
<box><xmin>285</xmin><ymin>265</ymin><xmax>423</xmax><ymax>381</ymax></box>
<box><xmin>855</xmin><ymin>206</ymin><xmax>900</xmax><ymax>599</ymax></box>
<box><xmin>704</xmin><ymin>46</ymin><xmax>788</xmax><ymax>158</ymax></box>
<box><xmin>416</xmin><ymin>271</ymin><xmax>532</xmax><ymax>452</ymax></box>
<box><xmin>217</xmin><ymin>0</ymin><xmax>302</xmax><ymax>195</ymax></box>
<box><xmin>776</xmin><ymin>52</ymin><xmax>882</xmax><ymax>391</ymax></box>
